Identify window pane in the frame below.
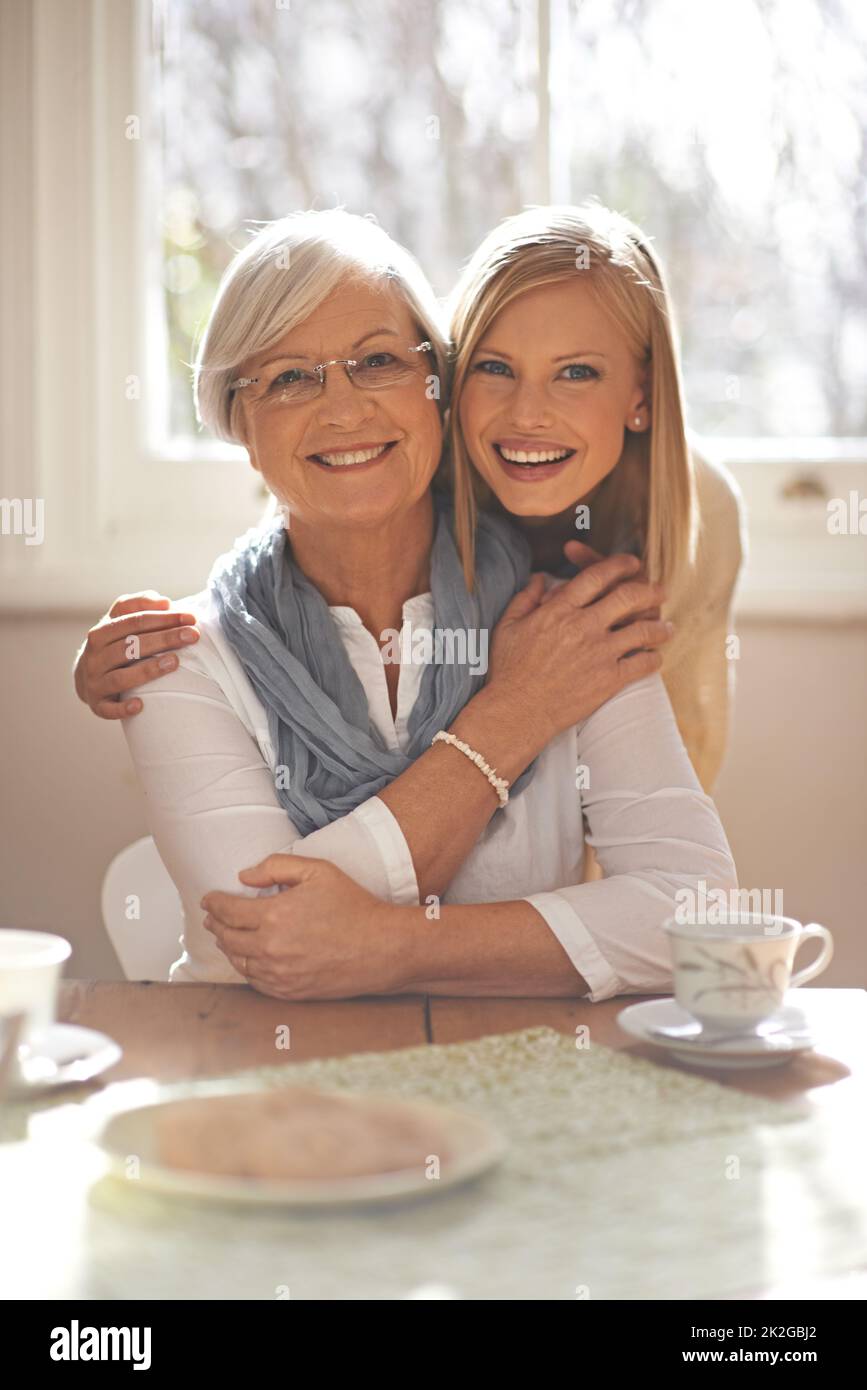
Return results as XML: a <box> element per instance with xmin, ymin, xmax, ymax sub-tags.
<box><xmin>552</xmin><ymin>0</ymin><xmax>867</xmax><ymax>436</ymax></box>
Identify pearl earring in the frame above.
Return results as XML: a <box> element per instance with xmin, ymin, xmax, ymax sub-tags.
<box><xmin>633</xmin><ymin>415</ymin><xmax>642</xmax><ymax>427</ymax></box>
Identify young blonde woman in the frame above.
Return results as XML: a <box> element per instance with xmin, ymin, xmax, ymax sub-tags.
<box><xmin>447</xmin><ymin>202</ymin><xmax>745</xmax><ymax>797</ymax></box>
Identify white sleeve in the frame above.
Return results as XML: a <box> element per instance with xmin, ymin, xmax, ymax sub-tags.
<box><xmin>122</xmin><ymin>657</ymin><xmax>419</xmax><ymax>983</ymax></box>
<box><xmin>525</xmin><ymin>675</ymin><xmax>738</xmax><ymax>1002</ymax></box>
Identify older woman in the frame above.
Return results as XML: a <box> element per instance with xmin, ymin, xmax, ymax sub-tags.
<box><xmin>75</xmin><ymin>210</ymin><xmax>736</xmax><ymax>998</ymax></box>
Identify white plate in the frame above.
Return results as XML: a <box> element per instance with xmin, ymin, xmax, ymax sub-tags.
<box><xmin>5</xmin><ymin>1023</ymin><xmax>122</xmax><ymax>1097</ymax></box>
<box><xmin>617</xmin><ymin>998</ymin><xmax>815</xmax><ymax>1069</ymax></box>
<box><xmin>95</xmin><ymin>1086</ymin><xmax>508</xmax><ymax>1208</ymax></box>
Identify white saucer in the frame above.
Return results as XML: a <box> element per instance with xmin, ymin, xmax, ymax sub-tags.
<box><xmin>4</xmin><ymin>1023</ymin><xmax>122</xmax><ymax>1098</ymax></box>
<box><xmin>617</xmin><ymin>998</ymin><xmax>815</xmax><ymax>1070</ymax></box>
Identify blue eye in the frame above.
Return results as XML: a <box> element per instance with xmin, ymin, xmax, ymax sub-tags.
<box><xmin>474</xmin><ymin>359</ymin><xmax>513</xmax><ymax>377</ymax></box>
<box><xmin>560</xmin><ymin>363</ymin><xmax>599</xmax><ymax>382</ymax></box>
<box><xmin>360</xmin><ymin>352</ymin><xmax>397</xmax><ymax>370</ymax></box>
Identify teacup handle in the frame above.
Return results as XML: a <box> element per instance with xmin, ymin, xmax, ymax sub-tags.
<box><xmin>790</xmin><ymin>922</ymin><xmax>834</xmax><ymax>988</ymax></box>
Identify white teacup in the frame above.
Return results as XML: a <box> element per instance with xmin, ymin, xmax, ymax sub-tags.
<box><xmin>0</xmin><ymin>930</ymin><xmax>71</xmax><ymax>1083</ymax></box>
<box><xmin>662</xmin><ymin>914</ymin><xmax>833</xmax><ymax>1031</ymax></box>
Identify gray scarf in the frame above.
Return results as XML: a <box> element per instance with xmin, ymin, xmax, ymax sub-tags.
<box><xmin>208</xmin><ymin>493</ymin><xmax>536</xmax><ymax>835</ymax></box>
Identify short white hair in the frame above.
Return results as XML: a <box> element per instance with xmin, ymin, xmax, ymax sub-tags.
<box><xmin>194</xmin><ymin>209</ymin><xmax>450</xmax><ymax>444</ymax></box>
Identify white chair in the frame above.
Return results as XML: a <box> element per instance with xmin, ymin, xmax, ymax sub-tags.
<box><xmin>101</xmin><ymin>837</ymin><xmax>184</xmax><ymax>981</ymax></box>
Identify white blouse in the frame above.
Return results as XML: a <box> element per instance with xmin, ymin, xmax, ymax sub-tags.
<box><xmin>122</xmin><ymin>585</ymin><xmax>737</xmax><ymax>999</ymax></box>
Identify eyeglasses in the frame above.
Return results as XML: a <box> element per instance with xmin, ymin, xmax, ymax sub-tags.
<box><xmin>229</xmin><ymin>339</ymin><xmax>433</xmax><ymax>406</ymax></box>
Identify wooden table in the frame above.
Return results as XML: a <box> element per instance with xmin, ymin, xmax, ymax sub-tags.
<box><xmin>31</xmin><ymin>983</ymin><xmax>867</xmax><ymax>1299</ymax></box>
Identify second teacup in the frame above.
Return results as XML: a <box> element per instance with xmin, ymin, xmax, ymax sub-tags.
<box><xmin>662</xmin><ymin>913</ymin><xmax>833</xmax><ymax>1032</ymax></box>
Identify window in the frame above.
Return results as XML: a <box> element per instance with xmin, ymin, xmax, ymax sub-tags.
<box><xmin>1</xmin><ymin>0</ymin><xmax>864</xmax><ymax>614</ymax></box>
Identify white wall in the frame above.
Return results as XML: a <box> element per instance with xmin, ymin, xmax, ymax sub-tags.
<box><xmin>1</xmin><ymin>613</ymin><xmax>865</xmax><ymax>986</ymax></box>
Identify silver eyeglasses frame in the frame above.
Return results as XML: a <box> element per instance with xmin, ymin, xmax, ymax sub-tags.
<box><xmin>229</xmin><ymin>339</ymin><xmax>432</xmax><ymax>393</ymax></box>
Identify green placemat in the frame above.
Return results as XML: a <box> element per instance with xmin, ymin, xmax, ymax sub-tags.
<box><xmin>7</xmin><ymin>1026</ymin><xmax>867</xmax><ymax>1299</ymax></box>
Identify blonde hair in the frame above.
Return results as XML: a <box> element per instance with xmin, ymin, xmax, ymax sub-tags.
<box><xmin>447</xmin><ymin>201</ymin><xmax>697</xmax><ymax>591</ymax></box>
<box><xmin>194</xmin><ymin>209</ymin><xmax>449</xmax><ymax>445</ymax></box>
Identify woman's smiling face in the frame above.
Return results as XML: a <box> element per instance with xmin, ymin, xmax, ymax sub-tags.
<box><xmin>457</xmin><ymin>277</ymin><xmax>649</xmax><ymax>517</ymax></box>
<box><xmin>235</xmin><ymin>279</ymin><xmax>443</xmax><ymax>530</ymax></box>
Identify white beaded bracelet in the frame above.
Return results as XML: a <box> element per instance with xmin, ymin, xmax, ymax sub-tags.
<box><xmin>431</xmin><ymin>730</ymin><xmax>510</xmax><ymax>808</ymax></box>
